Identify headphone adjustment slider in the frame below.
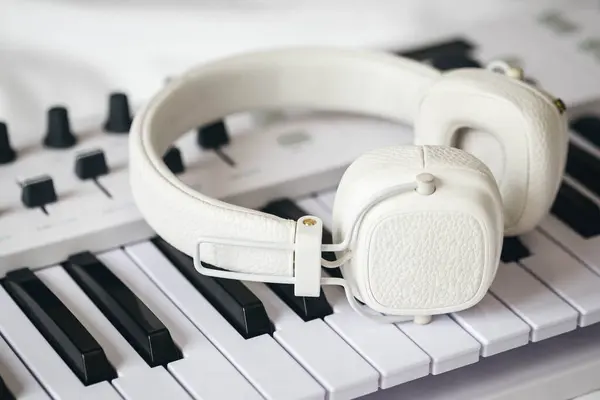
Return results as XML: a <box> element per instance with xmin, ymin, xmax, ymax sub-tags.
<box><xmin>294</xmin><ymin>216</ymin><xmax>324</xmax><ymax>297</ymax></box>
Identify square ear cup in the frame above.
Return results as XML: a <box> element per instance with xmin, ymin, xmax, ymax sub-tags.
<box><xmin>332</xmin><ymin>145</ymin><xmax>504</xmax><ymax>316</ymax></box>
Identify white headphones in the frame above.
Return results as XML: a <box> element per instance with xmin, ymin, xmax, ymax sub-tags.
<box><xmin>128</xmin><ymin>47</ymin><xmax>568</xmax><ymax>324</ymax></box>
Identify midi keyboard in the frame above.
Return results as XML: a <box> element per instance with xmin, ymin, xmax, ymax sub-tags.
<box><xmin>1</xmin><ymin>6</ymin><xmax>600</xmax><ymax>400</ymax></box>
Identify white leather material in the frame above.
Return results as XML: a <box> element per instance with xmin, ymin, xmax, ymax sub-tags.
<box><xmin>332</xmin><ymin>145</ymin><xmax>504</xmax><ymax>315</ymax></box>
<box><xmin>413</xmin><ymin>68</ymin><xmax>568</xmax><ymax>235</ymax></box>
<box><xmin>129</xmin><ymin>47</ymin><xmax>440</xmax><ymax>276</ymax></box>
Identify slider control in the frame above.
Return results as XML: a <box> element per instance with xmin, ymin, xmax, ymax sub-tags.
<box><xmin>104</xmin><ymin>92</ymin><xmax>132</xmax><ymax>133</ymax></box>
<box><xmin>0</xmin><ymin>121</ymin><xmax>17</xmax><ymax>164</ymax></box>
<box><xmin>43</xmin><ymin>106</ymin><xmax>77</xmax><ymax>149</ymax></box>
<box><xmin>74</xmin><ymin>149</ymin><xmax>112</xmax><ymax>198</ymax></box>
<box><xmin>20</xmin><ymin>175</ymin><xmax>57</xmax><ymax>211</ymax></box>
<box><xmin>163</xmin><ymin>146</ymin><xmax>185</xmax><ymax>174</ymax></box>
<box><xmin>75</xmin><ymin>149</ymin><xmax>109</xmax><ymax>180</ymax></box>
<box><xmin>197</xmin><ymin>120</ymin><xmax>234</xmax><ymax>166</ymax></box>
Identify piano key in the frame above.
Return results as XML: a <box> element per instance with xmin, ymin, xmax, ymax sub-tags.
<box><xmin>314</xmin><ymin>190</ymin><xmax>336</xmax><ymax>212</ymax></box>
<box><xmin>539</xmin><ymin>214</ymin><xmax>600</xmax><ymax>276</ymax></box>
<box><xmin>151</xmin><ymin>236</ymin><xmax>272</xmax><ymax>339</ymax></box>
<box><xmin>518</xmin><ymin>230</ymin><xmax>600</xmax><ymax>326</ymax></box>
<box><xmin>570</xmin><ymin>115</ymin><xmax>600</xmax><ymax>148</ymax></box>
<box><xmin>451</xmin><ymin>293</ymin><xmax>530</xmax><ymax>357</ymax></box>
<box><xmin>296</xmin><ymin>196</ymin><xmax>334</xmax><ymax>230</ymax></box>
<box><xmin>489</xmin><ymin>262</ymin><xmax>579</xmax><ymax>341</ymax></box>
<box><xmin>322</xmin><ymin>284</ymin><xmax>431</xmax><ymax>389</ymax></box>
<box><xmin>1</xmin><ymin>268</ymin><xmax>117</xmax><ymax>386</ymax></box>
<box><xmin>0</xmin><ymin>376</ymin><xmax>14</xmax><ymax>400</ymax></box>
<box><xmin>97</xmin><ymin>249</ymin><xmax>263</xmax><ymax>400</ymax></box>
<box><xmin>500</xmin><ymin>237</ymin><xmax>531</xmax><ymax>263</ymax></box>
<box><xmin>266</xmin><ymin>283</ymin><xmax>333</xmax><ymax>321</ymax></box>
<box><xmin>63</xmin><ymin>251</ymin><xmax>182</xmax><ymax>367</ymax></box>
<box><xmin>397</xmin><ymin>37</ymin><xmax>476</xmax><ymax>61</ymax></box>
<box><xmin>550</xmin><ymin>182</ymin><xmax>600</xmax><ymax>238</ymax></box>
<box><xmin>244</xmin><ymin>281</ymin><xmax>379</xmax><ymax>399</ymax></box>
<box><xmin>0</xmin><ymin>285</ymin><xmax>119</xmax><ymax>400</ymax></box>
<box><xmin>124</xmin><ymin>241</ymin><xmax>325</xmax><ymax>400</ymax></box>
<box><xmin>396</xmin><ymin>314</ymin><xmax>481</xmax><ymax>375</ymax></box>
<box><xmin>36</xmin><ymin>266</ymin><xmax>192</xmax><ymax>400</ymax></box>
<box><xmin>0</xmin><ymin>335</ymin><xmax>49</xmax><ymax>400</ymax></box>
<box><xmin>565</xmin><ymin>143</ymin><xmax>600</xmax><ymax>197</ymax></box>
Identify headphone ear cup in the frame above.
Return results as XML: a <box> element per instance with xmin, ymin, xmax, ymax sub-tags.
<box><xmin>331</xmin><ymin>145</ymin><xmax>503</xmax><ymax>317</ymax></box>
<box><xmin>413</xmin><ymin>68</ymin><xmax>569</xmax><ymax>236</ymax></box>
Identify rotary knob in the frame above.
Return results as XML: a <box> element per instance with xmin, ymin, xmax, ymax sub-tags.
<box><xmin>43</xmin><ymin>106</ymin><xmax>77</xmax><ymax>148</ymax></box>
<box><xmin>0</xmin><ymin>122</ymin><xmax>17</xmax><ymax>164</ymax></box>
<box><xmin>104</xmin><ymin>92</ymin><xmax>132</xmax><ymax>133</ymax></box>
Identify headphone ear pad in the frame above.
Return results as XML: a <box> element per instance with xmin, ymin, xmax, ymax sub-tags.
<box><xmin>331</xmin><ymin>145</ymin><xmax>503</xmax><ymax>317</ymax></box>
<box><xmin>414</xmin><ymin>69</ymin><xmax>568</xmax><ymax>236</ymax></box>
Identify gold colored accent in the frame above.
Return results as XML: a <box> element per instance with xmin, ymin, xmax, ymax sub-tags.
<box><xmin>553</xmin><ymin>98</ymin><xmax>567</xmax><ymax>114</ymax></box>
<box><xmin>302</xmin><ymin>218</ymin><xmax>317</xmax><ymax>226</ymax></box>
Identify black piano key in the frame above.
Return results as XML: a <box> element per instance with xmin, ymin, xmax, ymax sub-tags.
<box><xmin>565</xmin><ymin>143</ymin><xmax>600</xmax><ymax>197</ymax></box>
<box><xmin>396</xmin><ymin>37</ymin><xmax>475</xmax><ymax>62</ymax></box>
<box><xmin>150</xmin><ymin>237</ymin><xmax>273</xmax><ymax>339</ymax></box>
<box><xmin>551</xmin><ymin>182</ymin><xmax>600</xmax><ymax>238</ymax></box>
<box><xmin>500</xmin><ymin>237</ymin><xmax>532</xmax><ymax>263</ymax></box>
<box><xmin>570</xmin><ymin>115</ymin><xmax>600</xmax><ymax>148</ymax></box>
<box><xmin>64</xmin><ymin>251</ymin><xmax>182</xmax><ymax>367</ymax></box>
<box><xmin>267</xmin><ymin>284</ymin><xmax>332</xmax><ymax>321</ymax></box>
<box><xmin>1</xmin><ymin>268</ymin><xmax>117</xmax><ymax>386</ymax></box>
<box><xmin>430</xmin><ymin>54</ymin><xmax>481</xmax><ymax>70</ymax></box>
<box><xmin>0</xmin><ymin>375</ymin><xmax>15</xmax><ymax>400</ymax></box>
<box><xmin>261</xmin><ymin>198</ymin><xmax>335</xmax><ymax>318</ymax></box>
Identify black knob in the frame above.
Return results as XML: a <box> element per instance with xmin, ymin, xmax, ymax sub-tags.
<box><xmin>197</xmin><ymin>120</ymin><xmax>230</xmax><ymax>150</ymax></box>
<box><xmin>104</xmin><ymin>92</ymin><xmax>132</xmax><ymax>133</ymax></box>
<box><xmin>163</xmin><ymin>146</ymin><xmax>184</xmax><ymax>174</ymax></box>
<box><xmin>20</xmin><ymin>175</ymin><xmax>57</xmax><ymax>208</ymax></box>
<box><xmin>75</xmin><ymin>149</ymin><xmax>109</xmax><ymax>180</ymax></box>
<box><xmin>0</xmin><ymin>122</ymin><xmax>17</xmax><ymax>164</ymax></box>
<box><xmin>43</xmin><ymin>106</ymin><xmax>77</xmax><ymax>148</ymax></box>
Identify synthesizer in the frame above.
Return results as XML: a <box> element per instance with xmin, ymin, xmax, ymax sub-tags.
<box><xmin>1</xmin><ymin>6</ymin><xmax>600</xmax><ymax>400</ymax></box>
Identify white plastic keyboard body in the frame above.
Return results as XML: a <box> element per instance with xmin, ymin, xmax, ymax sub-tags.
<box><xmin>1</xmin><ymin>3</ymin><xmax>600</xmax><ymax>400</ymax></box>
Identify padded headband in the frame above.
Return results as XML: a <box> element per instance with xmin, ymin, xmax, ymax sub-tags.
<box><xmin>129</xmin><ymin>47</ymin><xmax>442</xmax><ymax>277</ymax></box>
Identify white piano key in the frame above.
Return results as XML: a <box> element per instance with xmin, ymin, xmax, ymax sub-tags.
<box><xmin>0</xmin><ymin>285</ymin><xmax>119</xmax><ymax>400</ymax></box>
<box><xmin>0</xmin><ymin>334</ymin><xmax>50</xmax><ymax>400</ymax></box>
<box><xmin>451</xmin><ymin>293</ymin><xmax>531</xmax><ymax>357</ymax></box>
<box><xmin>314</xmin><ymin>190</ymin><xmax>336</xmax><ymax>212</ymax></box>
<box><xmin>296</xmin><ymin>197</ymin><xmax>333</xmax><ymax>229</ymax></box>
<box><xmin>396</xmin><ymin>314</ymin><xmax>481</xmax><ymax>375</ymax></box>
<box><xmin>519</xmin><ymin>229</ymin><xmax>600</xmax><ymax>327</ymax></box>
<box><xmin>244</xmin><ymin>281</ymin><xmax>379</xmax><ymax>399</ymax></box>
<box><xmin>539</xmin><ymin>215</ymin><xmax>600</xmax><ymax>276</ymax></box>
<box><xmin>490</xmin><ymin>262</ymin><xmax>579</xmax><ymax>342</ymax></box>
<box><xmin>111</xmin><ymin>367</ymin><xmax>192</xmax><ymax>400</ymax></box>
<box><xmin>35</xmin><ymin>266</ymin><xmax>192</xmax><ymax>400</ymax></box>
<box><xmin>124</xmin><ymin>241</ymin><xmax>325</xmax><ymax>400</ymax></box>
<box><xmin>363</xmin><ymin>322</ymin><xmax>600</xmax><ymax>400</ymax></box>
<box><xmin>322</xmin><ymin>285</ymin><xmax>431</xmax><ymax>389</ymax></box>
<box><xmin>96</xmin><ymin>249</ymin><xmax>263</xmax><ymax>400</ymax></box>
